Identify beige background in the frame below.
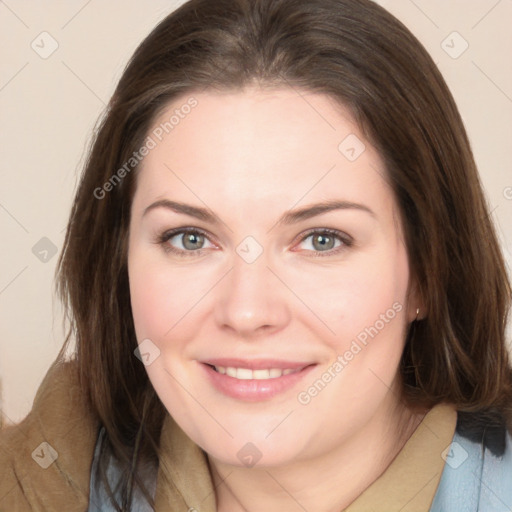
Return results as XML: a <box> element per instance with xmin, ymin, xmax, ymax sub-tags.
<box><xmin>1</xmin><ymin>0</ymin><xmax>511</xmax><ymax>425</ymax></box>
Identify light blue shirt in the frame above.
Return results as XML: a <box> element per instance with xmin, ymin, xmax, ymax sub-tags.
<box><xmin>430</xmin><ymin>427</ymin><xmax>512</xmax><ymax>511</ymax></box>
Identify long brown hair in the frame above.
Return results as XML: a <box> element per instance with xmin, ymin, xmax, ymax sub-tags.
<box><xmin>55</xmin><ymin>0</ymin><xmax>512</xmax><ymax>508</ymax></box>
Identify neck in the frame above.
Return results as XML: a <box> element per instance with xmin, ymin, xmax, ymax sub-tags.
<box><xmin>207</xmin><ymin>393</ymin><xmax>428</xmax><ymax>512</ymax></box>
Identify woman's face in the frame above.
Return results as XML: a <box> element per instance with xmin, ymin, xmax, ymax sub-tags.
<box><xmin>127</xmin><ymin>87</ymin><xmax>419</xmax><ymax>467</ymax></box>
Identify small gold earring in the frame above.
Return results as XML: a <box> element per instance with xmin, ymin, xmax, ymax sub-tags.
<box><xmin>415</xmin><ymin>308</ymin><xmax>420</xmax><ymax>321</ymax></box>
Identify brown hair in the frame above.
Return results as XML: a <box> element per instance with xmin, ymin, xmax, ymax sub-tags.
<box><xmin>55</xmin><ymin>0</ymin><xmax>512</xmax><ymax>509</ymax></box>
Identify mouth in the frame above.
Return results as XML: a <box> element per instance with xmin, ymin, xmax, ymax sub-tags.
<box><xmin>200</xmin><ymin>361</ymin><xmax>317</xmax><ymax>401</ymax></box>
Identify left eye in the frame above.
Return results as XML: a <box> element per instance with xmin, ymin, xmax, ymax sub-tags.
<box><xmin>296</xmin><ymin>230</ymin><xmax>347</xmax><ymax>254</ymax></box>
<box><xmin>176</xmin><ymin>232</ymin><xmax>208</xmax><ymax>250</ymax></box>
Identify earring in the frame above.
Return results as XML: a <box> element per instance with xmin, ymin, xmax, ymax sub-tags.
<box><xmin>415</xmin><ymin>308</ymin><xmax>420</xmax><ymax>321</ymax></box>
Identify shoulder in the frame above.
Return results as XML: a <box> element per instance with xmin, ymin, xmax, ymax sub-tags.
<box><xmin>430</xmin><ymin>408</ymin><xmax>512</xmax><ymax>512</ymax></box>
<box><xmin>0</xmin><ymin>358</ymin><xmax>100</xmax><ymax>512</ymax></box>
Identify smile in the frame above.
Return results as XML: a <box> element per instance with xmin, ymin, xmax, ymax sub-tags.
<box><xmin>200</xmin><ymin>362</ymin><xmax>317</xmax><ymax>401</ymax></box>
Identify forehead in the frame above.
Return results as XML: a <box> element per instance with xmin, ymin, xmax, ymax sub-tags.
<box><xmin>134</xmin><ymin>87</ymin><xmax>393</xmax><ymax>221</ymax></box>
<box><xmin>146</xmin><ymin>87</ymin><xmax>362</xmax><ymax>167</ymax></box>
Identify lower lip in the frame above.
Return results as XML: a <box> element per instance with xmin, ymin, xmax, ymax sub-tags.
<box><xmin>200</xmin><ymin>363</ymin><xmax>317</xmax><ymax>401</ymax></box>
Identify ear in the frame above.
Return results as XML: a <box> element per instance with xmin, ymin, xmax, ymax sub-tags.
<box><xmin>406</xmin><ymin>277</ymin><xmax>426</xmax><ymax>323</ymax></box>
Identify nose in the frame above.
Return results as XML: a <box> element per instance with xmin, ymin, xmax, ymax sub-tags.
<box><xmin>213</xmin><ymin>247</ymin><xmax>291</xmax><ymax>338</ymax></box>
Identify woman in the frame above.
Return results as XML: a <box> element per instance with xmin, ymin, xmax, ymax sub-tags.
<box><xmin>1</xmin><ymin>0</ymin><xmax>511</xmax><ymax>510</ymax></box>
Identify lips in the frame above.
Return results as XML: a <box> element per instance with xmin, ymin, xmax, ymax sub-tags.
<box><xmin>199</xmin><ymin>359</ymin><xmax>317</xmax><ymax>401</ymax></box>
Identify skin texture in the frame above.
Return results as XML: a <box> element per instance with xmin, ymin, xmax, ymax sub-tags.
<box><xmin>127</xmin><ymin>87</ymin><xmax>427</xmax><ymax>511</ymax></box>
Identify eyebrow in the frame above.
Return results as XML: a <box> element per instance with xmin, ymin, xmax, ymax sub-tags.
<box><xmin>142</xmin><ymin>199</ymin><xmax>375</xmax><ymax>225</ymax></box>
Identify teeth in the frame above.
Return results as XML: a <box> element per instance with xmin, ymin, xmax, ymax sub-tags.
<box><xmin>226</xmin><ymin>367</ymin><xmax>237</xmax><ymax>377</ymax></box>
<box><xmin>236</xmin><ymin>368</ymin><xmax>253</xmax><ymax>380</ymax></box>
<box><xmin>213</xmin><ymin>366</ymin><xmax>301</xmax><ymax>379</ymax></box>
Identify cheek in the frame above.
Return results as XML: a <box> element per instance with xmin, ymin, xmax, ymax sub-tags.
<box><xmin>300</xmin><ymin>262</ymin><xmax>409</xmax><ymax>432</ymax></box>
<box><xmin>129</xmin><ymin>262</ymin><xmax>170</xmax><ymax>340</ymax></box>
<box><xmin>127</xmin><ymin>249</ymin><xmax>203</xmax><ymax>411</ymax></box>
<box><xmin>331</xmin><ymin>245</ymin><xmax>410</xmax><ymax>382</ymax></box>
<box><xmin>306</xmin><ymin>245</ymin><xmax>410</xmax><ymax>351</ymax></box>
<box><xmin>128</xmin><ymin>250</ymin><xmax>206</xmax><ymax>340</ymax></box>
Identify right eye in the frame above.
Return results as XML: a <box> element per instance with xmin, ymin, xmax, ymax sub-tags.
<box><xmin>156</xmin><ymin>227</ymin><xmax>216</xmax><ymax>257</ymax></box>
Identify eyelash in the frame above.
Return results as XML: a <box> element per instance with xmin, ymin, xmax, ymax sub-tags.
<box><xmin>154</xmin><ymin>227</ymin><xmax>353</xmax><ymax>258</ymax></box>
